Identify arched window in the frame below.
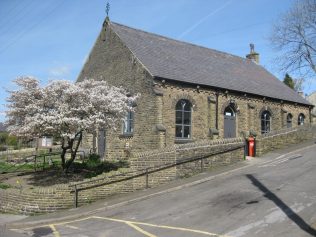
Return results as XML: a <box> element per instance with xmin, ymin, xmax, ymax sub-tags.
<box><xmin>287</xmin><ymin>113</ymin><xmax>293</xmax><ymax>128</ymax></box>
<box><xmin>298</xmin><ymin>113</ymin><xmax>305</xmax><ymax>126</ymax></box>
<box><xmin>175</xmin><ymin>99</ymin><xmax>192</xmax><ymax>139</ymax></box>
<box><xmin>123</xmin><ymin>111</ymin><xmax>134</xmax><ymax>134</ymax></box>
<box><xmin>261</xmin><ymin>111</ymin><xmax>271</xmax><ymax>134</ymax></box>
<box><xmin>224</xmin><ymin>106</ymin><xmax>235</xmax><ymax>117</ymax></box>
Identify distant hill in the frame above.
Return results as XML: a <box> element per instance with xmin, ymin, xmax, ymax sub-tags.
<box><xmin>0</xmin><ymin>122</ymin><xmax>7</xmax><ymax>132</ymax></box>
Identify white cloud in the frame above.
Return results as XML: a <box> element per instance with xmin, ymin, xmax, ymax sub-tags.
<box><xmin>49</xmin><ymin>65</ymin><xmax>71</xmax><ymax>77</ymax></box>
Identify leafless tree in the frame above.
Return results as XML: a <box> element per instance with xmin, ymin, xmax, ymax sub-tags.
<box><xmin>270</xmin><ymin>0</ymin><xmax>316</xmax><ymax>79</ymax></box>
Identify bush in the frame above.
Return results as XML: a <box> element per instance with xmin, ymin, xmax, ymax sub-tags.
<box><xmin>6</xmin><ymin>135</ymin><xmax>18</xmax><ymax>147</ymax></box>
<box><xmin>85</xmin><ymin>153</ymin><xmax>101</xmax><ymax>167</ymax></box>
<box><xmin>0</xmin><ymin>145</ymin><xmax>6</xmax><ymax>152</ymax></box>
<box><xmin>0</xmin><ymin>183</ymin><xmax>11</xmax><ymax>189</ymax></box>
<box><xmin>0</xmin><ymin>132</ymin><xmax>8</xmax><ymax>145</ymax></box>
<box><xmin>73</xmin><ymin>154</ymin><xmax>129</xmax><ymax>178</ymax></box>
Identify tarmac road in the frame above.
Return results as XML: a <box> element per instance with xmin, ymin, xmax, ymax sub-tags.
<box><xmin>5</xmin><ymin>141</ymin><xmax>316</xmax><ymax>237</ymax></box>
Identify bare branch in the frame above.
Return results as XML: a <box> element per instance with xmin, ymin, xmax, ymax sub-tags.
<box><xmin>270</xmin><ymin>0</ymin><xmax>316</xmax><ymax>78</ymax></box>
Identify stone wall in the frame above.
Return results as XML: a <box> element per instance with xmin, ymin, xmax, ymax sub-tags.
<box><xmin>0</xmin><ymin>138</ymin><xmax>244</xmax><ymax>214</ymax></box>
<box><xmin>157</xmin><ymin>80</ymin><xmax>311</xmax><ymax>147</ymax></box>
<box><xmin>131</xmin><ymin>137</ymin><xmax>244</xmax><ymax>187</ymax></box>
<box><xmin>0</xmin><ymin>185</ymin><xmax>72</xmax><ymax>215</ymax></box>
<box><xmin>77</xmin><ymin>21</ymin><xmax>160</xmax><ymax>160</ymax></box>
<box><xmin>255</xmin><ymin>124</ymin><xmax>316</xmax><ymax>156</ymax></box>
<box><xmin>0</xmin><ymin>169</ymin><xmax>136</xmax><ymax>215</ymax></box>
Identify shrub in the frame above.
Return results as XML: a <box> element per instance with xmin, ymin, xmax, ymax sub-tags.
<box><xmin>0</xmin><ymin>183</ymin><xmax>11</xmax><ymax>189</ymax></box>
<box><xmin>73</xmin><ymin>154</ymin><xmax>129</xmax><ymax>178</ymax></box>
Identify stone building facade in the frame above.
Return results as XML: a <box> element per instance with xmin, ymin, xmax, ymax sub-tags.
<box><xmin>77</xmin><ymin>19</ymin><xmax>313</xmax><ymax>160</ymax></box>
<box><xmin>307</xmin><ymin>92</ymin><xmax>316</xmax><ymax>123</ymax></box>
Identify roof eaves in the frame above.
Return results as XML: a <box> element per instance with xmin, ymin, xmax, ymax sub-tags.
<box><xmin>153</xmin><ymin>76</ymin><xmax>312</xmax><ymax>107</ymax></box>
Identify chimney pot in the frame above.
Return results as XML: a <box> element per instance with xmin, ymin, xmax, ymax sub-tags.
<box><xmin>298</xmin><ymin>91</ymin><xmax>304</xmax><ymax>97</ymax></box>
<box><xmin>246</xmin><ymin>43</ymin><xmax>259</xmax><ymax>64</ymax></box>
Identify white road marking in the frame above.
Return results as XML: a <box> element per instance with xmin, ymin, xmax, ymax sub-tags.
<box><xmin>259</xmin><ymin>154</ymin><xmax>302</xmax><ymax>167</ymax></box>
<box><xmin>63</xmin><ymin>224</ymin><xmax>80</xmax><ymax>230</ymax></box>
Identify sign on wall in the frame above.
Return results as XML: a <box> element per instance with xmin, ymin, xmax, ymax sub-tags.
<box><xmin>38</xmin><ymin>137</ymin><xmax>53</xmax><ymax>148</ymax></box>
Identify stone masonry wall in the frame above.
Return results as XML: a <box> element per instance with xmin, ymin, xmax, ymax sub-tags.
<box><xmin>255</xmin><ymin>124</ymin><xmax>316</xmax><ymax>156</ymax></box>
<box><xmin>157</xmin><ymin>80</ymin><xmax>311</xmax><ymax>147</ymax></box>
<box><xmin>0</xmin><ymin>185</ymin><xmax>72</xmax><ymax>215</ymax></box>
<box><xmin>130</xmin><ymin>137</ymin><xmax>244</xmax><ymax>188</ymax></box>
<box><xmin>77</xmin><ymin>21</ymin><xmax>160</xmax><ymax>160</ymax></box>
<box><xmin>0</xmin><ymin>138</ymin><xmax>244</xmax><ymax>214</ymax></box>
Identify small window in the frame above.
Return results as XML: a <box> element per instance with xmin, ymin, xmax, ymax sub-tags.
<box><xmin>287</xmin><ymin>113</ymin><xmax>293</xmax><ymax>128</ymax></box>
<box><xmin>175</xmin><ymin>99</ymin><xmax>192</xmax><ymax>139</ymax></box>
<box><xmin>123</xmin><ymin>111</ymin><xmax>134</xmax><ymax>134</ymax></box>
<box><xmin>224</xmin><ymin>106</ymin><xmax>235</xmax><ymax>117</ymax></box>
<box><xmin>261</xmin><ymin>111</ymin><xmax>271</xmax><ymax>134</ymax></box>
<box><xmin>298</xmin><ymin>113</ymin><xmax>305</xmax><ymax>126</ymax></box>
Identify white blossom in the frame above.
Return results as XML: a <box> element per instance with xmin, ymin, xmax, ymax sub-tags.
<box><xmin>5</xmin><ymin>76</ymin><xmax>138</xmax><ymax>172</ymax></box>
<box><xmin>6</xmin><ymin>77</ymin><xmax>137</xmax><ymax>139</ymax></box>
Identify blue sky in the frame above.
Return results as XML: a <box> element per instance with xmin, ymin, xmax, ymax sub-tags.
<box><xmin>0</xmin><ymin>0</ymin><xmax>315</xmax><ymax>122</ymax></box>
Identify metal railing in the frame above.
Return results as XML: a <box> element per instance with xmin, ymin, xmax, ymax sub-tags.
<box><xmin>69</xmin><ymin>144</ymin><xmax>245</xmax><ymax>208</ymax></box>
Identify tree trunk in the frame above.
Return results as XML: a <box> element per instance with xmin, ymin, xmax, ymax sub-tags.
<box><xmin>60</xmin><ymin>137</ymin><xmax>73</xmax><ymax>174</ymax></box>
<box><xmin>61</xmin><ymin>147</ymin><xmax>67</xmax><ymax>171</ymax></box>
<box><xmin>63</xmin><ymin>131</ymin><xmax>83</xmax><ymax>173</ymax></box>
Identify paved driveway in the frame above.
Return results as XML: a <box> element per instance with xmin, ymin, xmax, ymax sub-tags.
<box><xmin>10</xmin><ymin>143</ymin><xmax>316</xmax><ymax>237</ymax></box>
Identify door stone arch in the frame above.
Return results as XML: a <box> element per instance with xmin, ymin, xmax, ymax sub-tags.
<box><xmin>223</xmin><ymin>105</ymin><xmax>236</xmax><ymax>138</ymax></box>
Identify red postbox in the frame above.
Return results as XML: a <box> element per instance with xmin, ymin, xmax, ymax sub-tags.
<box><xmin>248</xmin><ymin>137</ymin><xmax>255</xmax><ymax>157</ymax></box>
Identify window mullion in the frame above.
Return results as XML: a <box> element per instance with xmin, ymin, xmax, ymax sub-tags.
<box><xmin>182</xmin><ymin>109</ymin><xmax>184</xmax><ymax>138</ymax></box>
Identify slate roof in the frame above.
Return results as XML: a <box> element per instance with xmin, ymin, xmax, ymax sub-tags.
<box><xmin>110</xmin><ymin>22</ymin><xmax>311</xmax><ymax>106</ymax></box>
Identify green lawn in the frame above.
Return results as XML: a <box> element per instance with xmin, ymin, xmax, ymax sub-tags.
<box><xmin>0</xmin><ymin>153</ymin><xmax>130</xmax><ymax>179</ymax></box>
<box><xmin>0</xmin><ymin>153</ymin><xmax>62</xmax><ymax>173</ymax></box>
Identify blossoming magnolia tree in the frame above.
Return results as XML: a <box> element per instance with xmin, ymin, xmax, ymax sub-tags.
<box><xmin>6</xmin><ymin>77</ymin><xmax>138</xmax><ymax>173</ymax></box>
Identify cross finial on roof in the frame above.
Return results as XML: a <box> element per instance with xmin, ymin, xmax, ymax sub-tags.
<box><xmin>106</xmin><ymin>2</ymin><xmax>110</xmax><ymax>17</ymax></box>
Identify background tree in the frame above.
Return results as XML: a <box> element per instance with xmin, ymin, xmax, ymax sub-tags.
<box><xmin>293</xmin><ymin>77</ymin><xmax>305</xmax><ymax>92</ymax></box>
<box><xmin>6</xmin><ymin>77</ymin><xmax>138</xmax><ymax>173</ymax></box>
<box><xmin>0</xmin><ymin>132</ymin><xmax>7</xmax><ymax>145</ymax></box>
<box><xmin>0</xmin><ymin>122</ymin><xmax>6</xmax><ymax>132</ymax></box>
<box><xmin>270</xmin><ymin>0</ymin><xmax>316</xmax><ymax>78</ymax></box>
<box><xmin>283</xmin><ymin>73</ymin><xmax>305</xmax><ymax>92</ymax></box>
<box><xmin>283</xmin><ymin>73</ymin><xmax>295</xmax><ymax>89</ymax></box>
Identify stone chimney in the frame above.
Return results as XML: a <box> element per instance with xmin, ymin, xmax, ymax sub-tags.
<box><xmin>246</xmin><ymin>43</ymin><xmax>259</xmax><ymax>64</ymax></box>
<box><xmin>298</xmin><ymin>91</ymin><xmax>304</xmax><ymax>97</ymax></box>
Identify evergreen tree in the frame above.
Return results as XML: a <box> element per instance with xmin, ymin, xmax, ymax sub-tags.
<box><xmin>283</xmin><ymin>73</ymin><xmax>295</xmax><ymax>89</ymax></box>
